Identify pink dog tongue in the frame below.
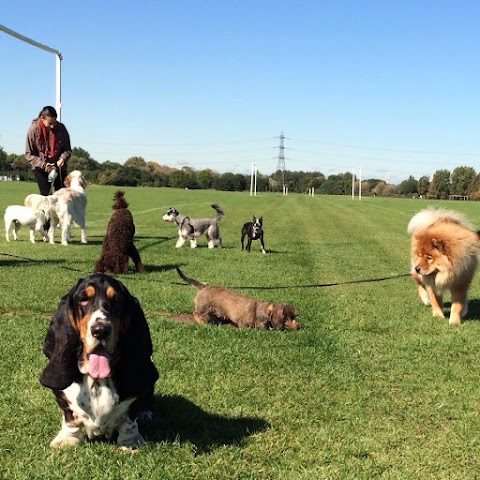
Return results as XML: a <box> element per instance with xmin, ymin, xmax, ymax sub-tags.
<box><xmin>89</xmin><ymin>353</ymin><xmax>111</xmax><ymax>379</ymax></box>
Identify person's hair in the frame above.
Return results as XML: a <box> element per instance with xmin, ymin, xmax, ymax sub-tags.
<box><xmin>38</xmin><ymin>106</ymin><xmax>57</xmax><ymax>119</ymax></box>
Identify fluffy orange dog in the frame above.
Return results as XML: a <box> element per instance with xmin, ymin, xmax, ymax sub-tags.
<box><xmin>176</xmin><ymin>268</ymin><xmax>300</xmax><ymax>330</ymax></box>
<box><xmin>408</xmin><ymin>208</ymin><xmax>480</xmax><ymax>325</ymax></box>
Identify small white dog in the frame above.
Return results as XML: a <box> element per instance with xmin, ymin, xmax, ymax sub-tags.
<box><xmin>4</xmin><ymin>205</ymin><xmax>49</xmax><ymax>243</ymax></box>
<box><xmin>25</xmin><ymin>171</ymin><xmax>88</xmax><ymax>246</ymax></box>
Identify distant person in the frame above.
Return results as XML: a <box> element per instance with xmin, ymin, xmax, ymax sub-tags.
<box><xmin>25</xmin><ymin>106</ymin><xmax>71</xmax><ymax>195</ymax></box>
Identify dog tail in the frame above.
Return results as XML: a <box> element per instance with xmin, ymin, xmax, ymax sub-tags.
<box><xmin>113</xmin><ymin>191</ymin><xmax>129</xmax><ymax>210</ymax></box>
<box><xmin>407</xmin><ymin>207</ymin><xmax>474</xmax><ymax>235</ymax></box>
<box><xmin>176</xmin><ymin>268</ymin><xmax>205</xmax><ymax>289</ymax></box>
<box><xmin>211</xmin><ymin>204</ymin><xmax>225</xmax><ymax>221</ymax></box>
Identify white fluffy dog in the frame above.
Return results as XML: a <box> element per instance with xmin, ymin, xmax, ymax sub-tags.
<box><xmin>25</xmin><ymin>170</ymin><xmax>87</xmax><ymax>246</ymax></box>
<box><xmin>24</xmin><ymin>193</ymin><xmax>58</xmax><ymax>213</ymax></box>
<box><xmin>4</xmin><ymin>205</ymin><xmax>49</xmax><ymax>243</ymax></box>
<box><xmin>53</xmin><ymin>170</ymin><xmax>87</xmax><ymax>246</ymax></box>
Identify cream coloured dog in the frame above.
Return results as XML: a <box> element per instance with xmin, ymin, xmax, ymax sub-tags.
<box><xmin>25</xmin><ymin>171</ymin><xmax>87</xmax><ymax>246</ymax></box>
<box><xmin>4</xmin><ymin>205</ymin><xmax>49</xmax><ymax>243</ymax></box>
<box><xmin>53</xmin><ymin>170</ymin><xmax>87</xmax><ymax>246</ymax></box>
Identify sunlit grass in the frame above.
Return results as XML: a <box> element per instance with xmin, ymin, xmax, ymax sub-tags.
<box><xmin>1</xmin><ymin>182</ymin><xmax>480</xmax><ymax>479</ymax></box>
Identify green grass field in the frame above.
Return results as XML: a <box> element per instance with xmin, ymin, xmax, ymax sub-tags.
<box><xmin>1</xmin><ymin>182</ymin><xmax>480</xmax><ymax>479</ymax></box>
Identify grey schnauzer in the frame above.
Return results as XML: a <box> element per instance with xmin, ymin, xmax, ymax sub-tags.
<box><xmin>162</xmin><ymin>204</ymin><xmax>224</xmax><ymax>248</ymax></box>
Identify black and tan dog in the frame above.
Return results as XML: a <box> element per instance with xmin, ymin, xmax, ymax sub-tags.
<box><xmin>40</xmin><ymin>274</ymin><xmax>159</xmax><ymax>448</ymax></box>
<box><xmin>177</xmin><ymin>268</ymin><xmax>299</xmax><ymax>330</ymax></box>
<box><xmin>241</xmin><ymin>216</ymin><xmax>266</xmax><ymax>254</ymax></box>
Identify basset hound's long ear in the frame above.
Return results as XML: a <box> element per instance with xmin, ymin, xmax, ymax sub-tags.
<box><xmin>114</xmin><ymin>287</ymin><xmax>159</xmax><ymax>399</ymax></box>
<box><xmin>39</xmin><ymin>282</ymin><xmax>83</xmax><ymax>391</ymax></box>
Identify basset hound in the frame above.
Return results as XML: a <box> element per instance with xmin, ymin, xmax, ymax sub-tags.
<box><xmin>40</xmin><ymin>274</ymin><xmax>159</xmax><ymax>448</ymax></box>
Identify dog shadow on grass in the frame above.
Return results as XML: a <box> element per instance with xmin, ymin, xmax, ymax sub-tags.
<box><xmin>460</xmin><ymin>299</ymin><xmax>480</xmax><ymax>322</ymax></box>
<box><xmin>142</xmin><ymin>394</ymin><xmax>269</xmax><ymax>454</ymax></box>
<box><xmin>0</xmin><ymin>256</ymin><xmax>81</xmax><ymax>270</ymax></box>
<box><xmin>437</xmin><ymin>299</ymin><xmax>480</xmax><ymax>322</ymax></box>
<box><xmin>137</xmin><ymin>236</ymin><xmax>177</xmax><ymax>252</ymax></box>
<box><xmin>142</xmin><ymin>263</ymin><xmax>181</xmax><ymax>274</ymax></box>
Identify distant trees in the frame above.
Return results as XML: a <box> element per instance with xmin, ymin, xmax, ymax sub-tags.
<box><xmin>318</xmin><ymin>173</ymin><xmax>352</xmax><ymax>195</ymax></box>
<box><xmin>450</xmin><ymin>166</ymin><xmax>476</xmax><ymax>196</ymax></box>
<box><xmin>124</xmin><ymin>156</ymin><xmax>147</xmax><ymax>168</ymax></box>
<box><xmin>213</xmin><ymin>173</ymin><xmax>247</xmax><ymax>191</ymax></box>
<box><xmin>0</xmin><ymin>147</ymin><xmax>9</xmax><ymax>173</ymax></box>
<box><xmin>428</xmin><ymin>170</ymin><xmax>451</xmax><ymax>199</ymax></box>
<box><xmin>398</xmin><ymin>176</ymin><xmax>417</xmax><ymax>196</ymax></box>
<box><xmin>170</xmin><ymin>169</ymin><xmax>198</xmax><ymax>189</ymax></box>
<box><xmin>374</xmin><ymin>181</ymin><xmax>397</xmax><ymax>197</ymax></box>
<box><xmin>468</xmin><ymin>174</ymin><xmax>480</xmax><ymax>200</ymax></box>
<box><xmin>417</xmin><ymin>176</ymin><xmax>430</xmax><ymax>197</ymax></box>
<box><xmin>197</xmin><ymin>169</ymin><xmax>215</xmax><ymax>189</ymax></box>
<box><xmin>3</xmin><ymin>143</ymin><xmax>480</xmax><ymax>199</ymax></box>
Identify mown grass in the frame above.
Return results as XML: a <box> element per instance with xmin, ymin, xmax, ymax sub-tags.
<box><xmin>1</xmin><ymin>182</ymin><xmax>480</xmax><ymax>479</ymax></box>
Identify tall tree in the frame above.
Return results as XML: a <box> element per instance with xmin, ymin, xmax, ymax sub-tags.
<box><xmin>10</xmin><ymin>154</ymin><xmax>29</xmax><ymax>171</ymax></box>
<box><xmin>0</xmin><ymin>146</ymin><xmax>8</xmax><ymax>172</ymax></box>
<box><xmin>467</xmin><ymin>173</ymin><xmax>480</xmax><ymax>200</ymax></box>
<box><xmin>417</xmin><ymin>176</ymin><xmax>430</xmax><ymax>196</ymax></box>
<box><xmin>399</xmin><ymin>176</ymin><xmax>418</xmax><ymax>195</ymax></box>
<box><xmin>124</xmin><ymin>156</ymin><xmax>147</xmax><ymax>168</ymax></box>
<box><xmin>197</xmin><ymin>169</ymin><xmax>215</xmax><ymax>189</ymax></box>
<box><xmin>428</xmin><ymin>169</ymin><xmax>451</xmax><ymax>199</ymax></box>
<box><xmin>72</xmin><ymin>147</ymin><xmax>93</xmax><ymax>160</ymax></box>
<box><xmin>450</xmin><ymin>166</ymin><xmax>476</xmax><ymax>196</ymax></box>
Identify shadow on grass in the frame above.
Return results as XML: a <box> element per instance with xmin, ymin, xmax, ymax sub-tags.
<box><xmin>0</xmin><ymin>255</ymin><xmax>84</xmax><ymax>271</ymax></box>
<box><xmin>436</xmin><ymin>299</ymin><xmax>480</xmax><ymax>322</ymax></box>
<box><xmin>138</xmin><ymin>237</ymin><xmax>176</xmax><ymax>252</ymax></box>
<box><xmin>143</xmin><ymin>394</ymin><xmax>269</xmax><ymax>454</ymax></box>
<box><xmin>459</xmin><ymin>299</ymin><xmax>480</xmax><ymax>322</ymax></box>
<box><xmin>142</xmin><ymin>263</ymin><xmax>183</xmax><ymax>274</ymax></box>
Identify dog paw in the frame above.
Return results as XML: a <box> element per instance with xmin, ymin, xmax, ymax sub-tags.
<box><xmin>432</xmin><ymin>309</ymin><xmax>445</xmax><ymax>318</ymax></box>
<box><xmin>50</xmin><ymin>433</ymin><xmax>84</xmax><ymax>448</ymax></box>
<box><xmin>117</xmin><ymin>433</ymin><xmax>145</xmax><ymax>449</ymax></box>
<box><xmin>449</xmin><ymin>317</ymin><xmax>462</xmax><ymax>325</ymax></box>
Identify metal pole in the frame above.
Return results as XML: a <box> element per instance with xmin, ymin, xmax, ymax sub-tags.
<box><xmin>250</xmin><ymin>163</ymin><xmax>255</xmax><ymax>196</ymax></box>
<box><xmin>56</xmin><ymin>54</ymin><xmax>62</xmax><ymax>121</ymax></box>
<box><xmin>359</xmin><ymin>167</ymin><xmax>362</xmax><ymax>201</ymax></box>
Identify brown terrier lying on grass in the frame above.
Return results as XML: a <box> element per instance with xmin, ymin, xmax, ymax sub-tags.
<box><xmin>176</xmin><ymin>268</ymin><xmax>300</xmax><ymax>330</ymax></box>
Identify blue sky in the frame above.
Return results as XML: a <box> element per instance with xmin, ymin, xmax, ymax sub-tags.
<box><xmin>1</xmin><ymin>0</ymin><xmax>480</xmax><ymax>183</ymax></box>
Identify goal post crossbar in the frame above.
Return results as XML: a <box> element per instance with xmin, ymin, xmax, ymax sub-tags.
<box><xmin>0</xmin><ymin>23</ymin><xmax>63</xmax><ymax>120</ymax></box>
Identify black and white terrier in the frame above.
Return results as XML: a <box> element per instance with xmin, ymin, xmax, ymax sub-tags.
<box><xmin>241</xmin><ymin>216</ymin><xmax>266</xmax><ymax>254</ymax></box>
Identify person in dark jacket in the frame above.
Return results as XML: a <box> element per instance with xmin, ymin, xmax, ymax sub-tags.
<box><xmin>25</xmin><ymin>106</ymin><xmax>72</xmax><ymax>195</ymax></box>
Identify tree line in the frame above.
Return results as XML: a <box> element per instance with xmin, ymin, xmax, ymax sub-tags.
<box><xmin>1</xmin><ymin>145</ymin><xmax>479</xmax><ymax>198</ymax></box>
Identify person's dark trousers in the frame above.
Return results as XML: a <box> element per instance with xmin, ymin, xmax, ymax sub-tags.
<box><xmin>33</xmin><ymin>168</ymin><xmax>64</xmax><ymax>196</ymax></box>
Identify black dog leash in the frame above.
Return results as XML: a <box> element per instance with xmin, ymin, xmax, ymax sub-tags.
<box><xmin>231</xmin><ymin>272</ymin><xmax>411</xmax><ymax>290</ymax></box>
<box><xmin>0</xmin><ymin>252</ymin><xmax>411</xmax><ymax>290</ymax></box>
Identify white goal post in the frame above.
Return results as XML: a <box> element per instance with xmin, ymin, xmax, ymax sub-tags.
<box><xmin>0</xmin><ymin>24</ymin><xmax>63</xmax><ymax>120</ymax></box>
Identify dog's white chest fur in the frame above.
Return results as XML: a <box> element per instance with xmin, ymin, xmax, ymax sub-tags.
<box><xmin>63</xmin><ymin>376</ymin><xmax>134</xmax><ymax>438</ymax></box>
